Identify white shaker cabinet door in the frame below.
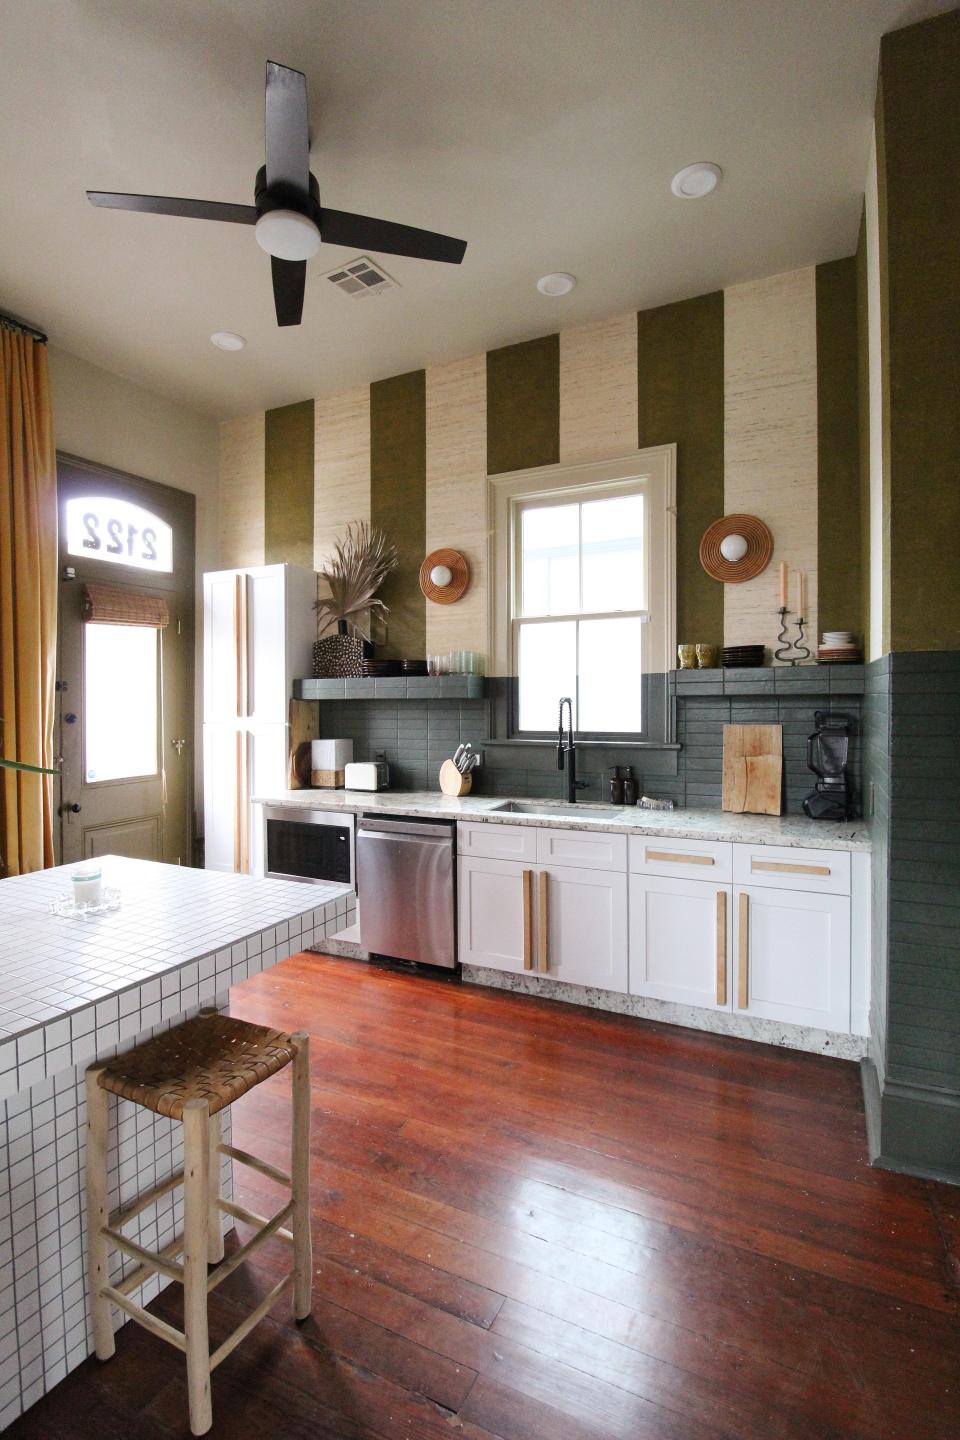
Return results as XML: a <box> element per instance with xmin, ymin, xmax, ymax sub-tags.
<box><xmin>202</xmin><ymin>724</ymin><xmax>239</xmax><ymax>872</ymax></box>
<box><xmin>734</xmin><ymin>886</ymin><xmax>851</xmax><ymax>1032</ymax></box>
<box><xmin>629</xmin><ymin>874</ymin><xmax>731</xmax><ymax>1010</ymax></box>
<box><xmin>458</xmin><ymin>857</ymin><xmax>533</xmax><ymax>975</ymax></box>
<box><xmin>539</xmin><ymin>865</ymin><xmax>628</xmax><ymax>993</ymax></box>
<box><xmin>203</xmin><ymin>571</ymin><xmax>242</xmax><ymax>724</ymax></box>
<box><xmin>245</xmin><ymin>566</ymin><xmax>288</xmax><ymax>725</ymax></box>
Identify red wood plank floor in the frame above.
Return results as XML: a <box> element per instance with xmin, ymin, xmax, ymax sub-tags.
<box><xmin>9</xmin><ymin>953</ymin><xmax>958</xmax><ymax>1440</ymax></box>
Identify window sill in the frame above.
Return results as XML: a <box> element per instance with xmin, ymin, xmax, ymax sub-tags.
<box><xmin>481</xmin><ymin>737</ymin><xmax>681</xmax><ymax>752</ymax></box>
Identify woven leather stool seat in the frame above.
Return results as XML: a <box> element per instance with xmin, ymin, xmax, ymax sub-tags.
<box><xmin>97</xmin><ymin>1012</ymin><xmax>298</xmax><ymax>1120</ymax></box>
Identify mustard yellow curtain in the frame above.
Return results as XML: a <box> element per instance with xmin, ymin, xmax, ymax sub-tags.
<box><xmin>0</xmin><ymin>326</ymin><xmax>57</xmax><ymax>874</ymax></box>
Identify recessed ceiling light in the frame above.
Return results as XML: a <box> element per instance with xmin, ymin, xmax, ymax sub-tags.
<box><xmin>671</xmin><ymin>162</ymin><xmax>723</xmax><ymax>199</ymax></box>
<box><xmin>210</xmin><ymin>331</ymin><xmax>246</xmax><ymax>351</ymax></box>
<box><xmin>537</xmin><ymin>272</ymin><xmax>576</xmax><ymax>297</ymax></box>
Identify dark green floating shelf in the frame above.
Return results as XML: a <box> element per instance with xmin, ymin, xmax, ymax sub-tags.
<box><xmin>294</xmin><ymin>675</ymin><xmax>486</xmax><ymax>701</ymax></box>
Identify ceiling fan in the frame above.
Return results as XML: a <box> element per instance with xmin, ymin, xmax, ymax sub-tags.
<box><xmin>87</xmin><ymin>60</ymin><xmax>467</xmax><ymax>327</ymax></box>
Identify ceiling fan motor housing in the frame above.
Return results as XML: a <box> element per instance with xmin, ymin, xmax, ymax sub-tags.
<box><xmin>254</xmin><ymin>165</ymin><xmax>321</xmax><ymax>227</ymax></box>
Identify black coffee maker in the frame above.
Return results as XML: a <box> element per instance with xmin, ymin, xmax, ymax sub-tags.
<box><xmin>803</xmin><ymin>710</ymin><xmax>855</xmax><ymax>820</ymax></box>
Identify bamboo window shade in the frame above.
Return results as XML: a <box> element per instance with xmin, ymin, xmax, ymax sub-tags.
<box><xmin>82</xmin><ymin>582</ymin><xmax>170</xmax><ymax>628</ymax></box>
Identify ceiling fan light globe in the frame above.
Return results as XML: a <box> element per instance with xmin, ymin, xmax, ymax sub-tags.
<box><xmin>430</xmin><ymin>564</ymin><xmax>454</xmax><ymax>588</ymax></box>
<box><xmin>255</xmin><ymin>208</ymin><xmax>321</xmax><ymax>261</ymax></box>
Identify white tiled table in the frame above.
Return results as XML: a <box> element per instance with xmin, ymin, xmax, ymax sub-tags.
<box><xmin>0</xmin><ymin>856</ymin><xmax>355</xmax><ymax>1428</ymax></box>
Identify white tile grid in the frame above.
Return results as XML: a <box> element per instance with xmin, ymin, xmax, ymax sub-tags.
<box><xmin>0</xmin><ymin>883</ymin><xmax>354</xmax><ymax>1429</ymax></box>
<box><xmin>0</xmin><ymin>859</ymin><xmax>354</xmax><ymax>1098</ymax></box>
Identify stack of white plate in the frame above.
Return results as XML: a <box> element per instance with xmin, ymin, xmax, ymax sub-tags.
<box><xmin>819</xmin><ymin>631</ymin><xmax>861</xmax><ymax>662</ymax></box>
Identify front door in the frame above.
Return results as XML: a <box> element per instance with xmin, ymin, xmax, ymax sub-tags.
<box><xmin>56</xmin><ymin>457</ymin><xmax>196</xmax><ymax>866</ymax></box>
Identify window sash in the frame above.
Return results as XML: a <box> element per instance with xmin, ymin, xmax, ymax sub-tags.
<box><xmin>512</xmin><ymin>612</ymin><xmax>648</xmax><ymax>738</ymax></box>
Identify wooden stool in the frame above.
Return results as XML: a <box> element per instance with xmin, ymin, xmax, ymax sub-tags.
<box><xmin>85</xmin><ymin>1011</ymin><xmax>312</xmax><ymax>1436</ymax></box>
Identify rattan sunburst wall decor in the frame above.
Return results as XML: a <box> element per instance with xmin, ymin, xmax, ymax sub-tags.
<box><xmin>419</xmin><ymin>548</ymin><xmax>469</xmax><ymax>604</ymax></box>
<box><xmin>699</xmin><ymin>514</ymin><xmax>773</xmax><ymax>584</ymax></box>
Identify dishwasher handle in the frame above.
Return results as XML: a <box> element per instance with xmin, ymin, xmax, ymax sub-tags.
<box><xmin>358</xmin><ymin>826</ymin><xmax>453</xmax><ymax>848</ymax></box>
<box><xmin>358</xmin><ymin>818</ymin><xmax>454</xmax><ymax>841</ymax></box>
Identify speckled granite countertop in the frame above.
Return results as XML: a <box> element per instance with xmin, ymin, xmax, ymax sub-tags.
<box><xmin>253</xmin><ymin>789</ymin><xmax>871</xmax><ymax>851</ymax></box>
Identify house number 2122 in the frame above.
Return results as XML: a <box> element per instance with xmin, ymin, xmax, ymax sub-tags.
<box><xmin>82</xmin><ymin>512</ymin><xmax>158</xmax><ymax>563</ymax></box>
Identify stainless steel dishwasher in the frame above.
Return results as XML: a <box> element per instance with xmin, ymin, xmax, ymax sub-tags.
<box><xmin>356</xmin><ymin>815</ymin><xmax>456</xmax><ymax>968</ymax></box>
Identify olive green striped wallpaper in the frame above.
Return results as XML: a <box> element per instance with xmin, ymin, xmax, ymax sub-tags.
<box><xmin>815</xmin><ymin>256</ymin><xmax>861</xmax><ymax>635</ymax></box>
<box><xmin>221</xmin><ymin>262</ymin><xmax>863</xmax><ymax>660</ymax></box>
<box><xmin>264</xmin><ymin>399</ymin><xmax>314</xmax><ymax>567</ymax></box>
<box><xmin>637</xmin><ymin>293</ymin><xmax>725</xmax><ymax>647</ymax></box>
<box><xmin>370</xmin><ymin>370</ymin><xmax>426</xmax><ymax>659</ymax></box>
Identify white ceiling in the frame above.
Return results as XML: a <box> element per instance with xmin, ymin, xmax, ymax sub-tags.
<box><xmin>0</xmin><ymin>0</ymin><xmax>950</xmax><ymax>419</ymax></box>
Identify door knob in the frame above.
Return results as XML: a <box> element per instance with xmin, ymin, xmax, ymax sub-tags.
<box><xmin>64</xmin><ymin>713</ymin><xmax>78</xmax><ymax>724</ymax></box>
<box><xmin>59</xmin><ymin>802</ymin><xmax>81</xmax><ymax>815</ymax></box>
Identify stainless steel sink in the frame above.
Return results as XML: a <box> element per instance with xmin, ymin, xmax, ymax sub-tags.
<box><xmin>490</xmin><ymin>801</ymin><xmax>620</xmax><ymax>820</ymax></box>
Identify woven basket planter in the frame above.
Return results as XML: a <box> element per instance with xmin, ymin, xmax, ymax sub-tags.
<box><xmin>313</xmin><ymin>633</ymin><xmax>364</xmax><ymax>679</ymax></box>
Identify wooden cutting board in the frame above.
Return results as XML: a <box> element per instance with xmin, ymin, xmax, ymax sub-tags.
<box><xmin>722</xmin><ymin>724</ymin><xmax>783</xmax><ymax>815</ymax></box>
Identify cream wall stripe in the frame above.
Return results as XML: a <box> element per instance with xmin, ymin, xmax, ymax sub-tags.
<box><xmin>425</xmin><ymin>354</ymin><xmax>487</xmax><ymax>659</ymax></box>
<box><xmin>313</xmin><ymin>385</ymin><xmax>371</xmax><ymax>572</ymax></box>
<box><xmin>559</xmin><ymin>312</ymin><xmax>638</xmax><ymax>463</ymax></box>
<box><xmin>218</xmin><ymin>413</ymin><xmax>265</xmax><ymax>569</ymax></box>
<box><xmin>723</xmin><ymin>267</ymin><xmax>818</xmax><ymax>648</ymax></box>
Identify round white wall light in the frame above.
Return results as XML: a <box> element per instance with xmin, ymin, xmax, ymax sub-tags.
<box><xmin>210</xmin><ymin>332</ymin><xmax>246</xmax><ymax>351</ymax></box>
<box><xmin>670</xmin><ymin>162</ymin><xmax>723</xmax><ymax>199</ymax></box>
<box><xmin>255</xmin><ymin>209</ymin><xmax>322</xmax><ymax>261</ymax></box>
<box><xmin>536</xmin><ymin>272</ymin><xmax>576</xmax><ymax>296</ymax></box>
<box><xmin>719</xmin><ymin>532</ymin><xmax>749</xmax><ymax>563</ymax></box>
<box><xmin>430</xmin><ymin>564</ymin><xmax>454</xmax><ymax>588</ymax></box>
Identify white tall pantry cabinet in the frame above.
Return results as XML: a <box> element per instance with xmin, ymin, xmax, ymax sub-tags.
<box><xmin>202</xmin><ymin>564</ymin><xmax>315</xmax><ymax>872</ymax></box>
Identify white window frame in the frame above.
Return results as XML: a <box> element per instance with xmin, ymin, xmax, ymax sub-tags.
<box><xmin>488</xmin><ymin>446</ymin><xmax>676</xmax><ymax>739</ymax></box>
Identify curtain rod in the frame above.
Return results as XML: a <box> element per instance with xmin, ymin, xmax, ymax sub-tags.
<box><xmin>0</xmin><ymin>309</ymin><xmax>48</xmax><ymax>344</ymax></box>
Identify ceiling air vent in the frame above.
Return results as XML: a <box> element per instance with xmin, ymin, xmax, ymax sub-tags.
<box><xmin>320</xmin><ymin>256</ymin><xmax>398</xmax><ymax>299</ymax></box>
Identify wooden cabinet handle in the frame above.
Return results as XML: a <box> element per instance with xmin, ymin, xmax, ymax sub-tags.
<box><xmin>751</xmin><ymin>859</ymin><xmax>830</xmax><ymax>877</ymax></box>
<box><xmin>537</xmin><ymin>871</ymin><xmax>548</xmax><ymax>974</ymax></box>
<box><xmin>716</xmin><ymin>891</ymin><xmax>727</xmax><ymax>1006</ymax></box>
<box><xmin>522</xmin><ymin>870</ymin><xmax>533</xmax><ymax>971</ymax></box>
<box><xmin>737</xmin><ymin>892</ymin><xmax>749</xmax><ymax>1008</ymax></box>
<box><xmin>233</xmin><ymin>731</ymin><xmax>243</xmax><ymax>872</ymax></box>
<box><xmin>646</xmin><ymin>849</ymin><xmax>714</xmax><ymax>866</ymax></box>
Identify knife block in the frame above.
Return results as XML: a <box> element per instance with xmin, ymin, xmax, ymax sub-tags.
<box><xmin>439</xmin><ymin>758</ymin><xmax>472</xmax><ymax>797</ymax></box>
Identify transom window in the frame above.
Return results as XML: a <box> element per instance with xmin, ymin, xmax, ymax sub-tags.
<box><xmin>64</xmin><ymin>495</ymin><xmax>173</xmax><ymax>573</ymax></box>
<box><xmin>515</xmin><ymin>488</ymin><xmax>646</xmax><ymax>734</ymax></box>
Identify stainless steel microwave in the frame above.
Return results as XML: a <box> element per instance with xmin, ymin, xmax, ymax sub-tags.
<box><xmin>263</xmin><ymin>807</ymin><xmax>354</xmax><ymax>886</ymax></box>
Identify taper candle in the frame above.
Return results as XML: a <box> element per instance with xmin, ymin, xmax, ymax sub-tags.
<box><xmin>779</xmin><ymin>562</ymin><xmax>788</xmax><ymax>608</ymax></box>
<box><xmin>795</xmin><ymin>568</ymin><xmax>806</xmax><ymax>617</ymax></box>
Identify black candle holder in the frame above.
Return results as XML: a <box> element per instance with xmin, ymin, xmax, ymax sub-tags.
<box><xmin>774</xmin><ymin>608</ymin><xmax>812</xmax><ymax>666</ymax></box>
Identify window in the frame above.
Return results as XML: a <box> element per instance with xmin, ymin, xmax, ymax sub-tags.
<box><xmin>64</xmin><ymin>496</ymin><xmax>173</xmax><ymax>573</ymax></box>
<box><xmin>490</xmin><ymin>448</ymin><xmax>676</xmax><ymax>742</ymax></box>
<box><xmin>84</xmin><ymin>623</ymin><xmax>159</xmax><ymax>782</ymax></box>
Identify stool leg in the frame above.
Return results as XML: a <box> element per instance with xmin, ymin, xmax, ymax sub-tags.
<box><xmin>290</xmin><ymin>1032</ymin><xmax>312</xmax><ymax>1321</ymax></box>
<box><xmin>206</xmin><ymin>1109</ymin><xmax>225</xmax><ymax>1264</ymax></box>
<box><xmin>85</xmin><ymin>1067</ymin><xmax>115</xmax><ymax>1361</ymax></box>
<box><xmin>183</xmin><ymin>1099</ymin><xmax>213</xmax><ymax>1436</ymax></box>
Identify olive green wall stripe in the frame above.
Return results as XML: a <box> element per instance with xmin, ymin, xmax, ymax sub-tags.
<box><xmin>880</xmin><ymin>12</ymin><xmax>960</xmax><ymax>652</ymax></box>
<box><xmin>637</xmin><ymin>293</ymin><xmax>724</xmax><ymax>647</ymax></box>
<box><xmin>264</xmin><ymin>400</ymin><xmax>314</xmax><ymax>567</ymax></box>
<box><xmin>486</xmin><ymin>335</ymin><xmax>560</xmax><ymax>475</ymax></box>
<box><xmin>815</xmin><ymin>256</ymin><xmax>861</xmax><ymax>636</ymax></box>
<box><xmin>855</xmin><ymin>209</ymin><xmax>871</xmax><ymax>659</ymax></box>
<box><xmin>370</xmin><ymin>369</ymin><xmax>426</xmax><ymax>659</ymax></box>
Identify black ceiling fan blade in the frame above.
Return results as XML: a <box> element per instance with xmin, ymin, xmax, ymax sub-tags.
<box><xmin>265</xmin><ymin>61</ymin><xmax>310</xmax><ymax>194</ymax></box>
<box><xmin>271</xmin><ymin>256</ymin><xmax>306</xmax><ymax>326</ymax></box>
<box><xmin>86</xmin><ymin>191</ymin><xmax>257</xmax><ymax>224</ymax></box>
<box><xmin>320</xmin><ymin>208</ymin><xmax>467</xmax><ymax>264</ymax></box>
